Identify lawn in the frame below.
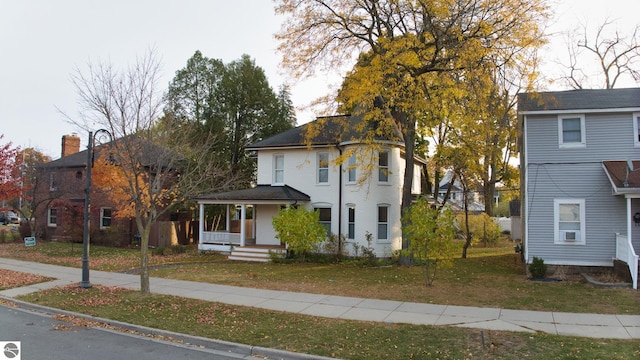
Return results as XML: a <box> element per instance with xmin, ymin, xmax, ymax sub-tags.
<box><xmin>2</xmin><ymin>240</ymin><xmax>639</xmax><ymax>359</ymax></box>
<box><xmin>15</xmin><ymin>285</ymin><xmax>640</xmax><ymax>360</ymax></box>
<box><xmin>0</xmin><ymin>240</ymin><xmax>638</xmax><ymax>314</ymax></box>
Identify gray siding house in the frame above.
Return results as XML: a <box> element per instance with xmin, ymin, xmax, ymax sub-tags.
<box><xmin>518</xmin><ymin>88</ymin><xmax>640</xmax><ymax>289</ymax></box>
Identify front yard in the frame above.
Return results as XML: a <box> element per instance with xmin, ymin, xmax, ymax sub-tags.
<box><xmin>0</xmin><ymin>239</ymin><xmax>638</xmax><ymax>314</ymax></box>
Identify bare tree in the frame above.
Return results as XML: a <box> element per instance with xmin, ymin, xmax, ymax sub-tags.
<box><xmin>68</xmin><ymin>49</ymin><xmax>233</xmax><ymax>294</ymax></box>
<box><xmin>559</xmin><ymin>19</ymin><xmax>640</xmax><ymax>89</ymax></box>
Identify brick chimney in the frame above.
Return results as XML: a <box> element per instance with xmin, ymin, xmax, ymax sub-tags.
<box><xmin>61</xmin><ymin>133</ymin><xmax>81</xmax><ymax>157</ymax></box>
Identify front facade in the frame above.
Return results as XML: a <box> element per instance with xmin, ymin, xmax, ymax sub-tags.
<box><xmin>195</xmin><ymin>114</ymin><xmax>424</xmax><ymax>257</ymax></box>
<box><xmin>519</xmin><ymin>88</ymin><xmax>640</xmax><ymax>288</ymax></box>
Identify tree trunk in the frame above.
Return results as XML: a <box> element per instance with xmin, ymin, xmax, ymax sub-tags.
<box><xmin>139</xmin><ymin>224</ymin><xmax>151</xmax><ymax>294</ymax></box>
<box><xmin>394</xmin><ymin>109</ymin><xmax>416</xmax><ymax>266</ymax></box>
<box><xmin>460</xmin><ymin>174</ymin><xmax>473</xmax><ymax>259</ymax></box>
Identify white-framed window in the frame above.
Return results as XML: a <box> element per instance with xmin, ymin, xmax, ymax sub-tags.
<box><xmin>347</xmin><ymin>205</ymin><xmax>355</xmax><ymax>240</ymax></box>
<box><xmin>273</xmin><ymin>154</ymin><xmax>284</xmax><ymax>185</ymax></box>
<box><xmin>100</xmin><ymin>207</ymin><xmax>112</xmax><ymax>229</ymax></box>
<box><xmin>633</xmin><ymin>112</ymin><xmax>640</xmax><ymax>148</ymax></box>
<box><xmin>315</xmin><ymin>207</ymin><xmax>332</xmax><ymax>235</ymax></box>
<box><xmin>377</xmin><ymin>204</ymin><xmax>389</xmax><ymax>242</ymax></box>
<box><xmin>347</xmin><ymin>154</ymin><xmax>357</xmax><ymax>183</ymax></box>
<box><xmin>317</xmin><ymin>152</ymin><xmax>329</xmax><ymax>184</ymax></box>
<box><xmin>49</xmin><ymin>172</ymin><xmax>58</xmax><ymax>191</ymax></box>
<box><xmin>378</xmin><ymin>150</ymin><xmax>389</xmax><ymax>183</ymax></box>
<box><xmin>47</xmin><ymin>208</ymin><xmax>58</xmax><ymax>227</ymax></box>
<box><xmin>558</xmin><ymin>114</ymin><xmax>586</xmax><ymax>148</ymax></box>
<box><xmin>554</xmin><ymin>198</ymin><xmax>586</xmax><ymax>245</ymax></box>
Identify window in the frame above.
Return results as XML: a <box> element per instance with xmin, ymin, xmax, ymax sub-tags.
<box><xmin>100</xmin><ymin>208</ymin><xmax>112</xmax><ymax>229</ymax></box>
<box><xmin>554</xmin><ymin>199</ymin><xmax>585</xmax><ymax>245</ymax></box>
<box><xmin>377</xmin><ymin>205</ymin><xmax>389</xmax><ymax>241</ymax></box>
<box><xmin>634</xmin><ymin>112</ymin><xmax>640</xmax><ymax>147</ymax></box>
<box><xmin>316</xmin><ymin>207</ymin><xmax>331</xmax><ymax>235</ymax></box>
<box><xmin>558</xmin><ymin>114</ymin><xmax>585</xmax><ymax>148</ymax></box>
<box><xmin>273</xmin><ymin>154</ymin><xmax>284</xmax><ymax>184</ymax></box>
<box><xmin>49</xmin><ymin>172</ymin><xmax>58</xmax><ymax>191</ymax></box>
<box><xmin>317</xmin><ymin>152</ymin><xmax>329</xmax><ymax>183</ymax></box>
<box><xmin>347</xmin><ymin>206</ymin><xmax>355</xmax><ymax>240</ymax></box>
<box><xmin>347</xmin><ymin>154</ymin><xmax>357</xmax><ymax>183</ymax></box>
<box><xmin>378</xmin><ymin>150</ymin><xmax>389</xmax><ymax>182</ymax></box>
<box><xmin>47</xmin><ymin>208</ymin><xmax>57</xmax><ymax>227</ymax></box>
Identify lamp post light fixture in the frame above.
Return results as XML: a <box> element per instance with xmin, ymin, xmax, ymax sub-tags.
<box><xmin>80</xmin><ymin>129</ymin><xmax>112</xmax><ymax>289</ymax></box>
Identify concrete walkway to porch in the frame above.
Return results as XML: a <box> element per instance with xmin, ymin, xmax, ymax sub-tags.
<box><xmin>1</xmin><ymin>257</ymin><xmax>639</xmax><ymax>340</ymax></box>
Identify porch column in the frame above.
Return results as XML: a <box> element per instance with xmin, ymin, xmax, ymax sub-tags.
<box><xmin>240</xmin><ymin>204</ymin><xmax>246</xmax><ymax>247</ymax></box>
<box><xmin>198</xmin><ymin>203</ymin><xmax>205</xmax><ymax>246</ymax></box>
<box><xmin>627</xmin><ymin>197</ymin><xmax>632</xmax><ymax>243</ymax></box>
<box><xmin>225</xmin><ymin>205</ymin><xmax>230</xmax><ymax>231</ymax></box>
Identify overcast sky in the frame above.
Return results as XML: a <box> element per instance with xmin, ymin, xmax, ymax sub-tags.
<box><xmin>1</xmin><ymin>0</ymin><xmax>638</xmax><ymax>159</ymax></box>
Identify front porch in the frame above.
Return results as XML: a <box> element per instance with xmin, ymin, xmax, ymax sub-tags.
<box><xmin>194</xmin><ymin>185</ymin><xmax>311</xmax><ymax>261</ymax></box>
<box><xmin>603</xmin><ymin>161</ymin><xmax>640</xmax><ymax>289</ymax></box>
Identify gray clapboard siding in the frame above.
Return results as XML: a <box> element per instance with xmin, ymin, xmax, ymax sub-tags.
<box><xmin>524</xmin><ymin>111</ymin><xmax>635</xmax><ymax>266</ymax></box>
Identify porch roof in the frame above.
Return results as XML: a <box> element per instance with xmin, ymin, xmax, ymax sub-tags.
<box><xmin>194</xmin><ymin>184</ymin><xmax>311</xmax><ymax>205</ymax></box>
<box><xmin>603</xmin><ymin>160</ymin><xmax>640</xmax><ymax>196</ymax></box>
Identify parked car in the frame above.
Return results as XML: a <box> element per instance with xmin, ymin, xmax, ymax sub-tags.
<box><xmin>0</xmin><ymin>211</ymin><xmax>20</xmax><ymax>225</ymax></box>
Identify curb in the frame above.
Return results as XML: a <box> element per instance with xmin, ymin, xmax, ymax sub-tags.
<box><xmin>1</xmin><ymin>295</ymin><xmax>337</xmax><ymax>360</ymax></box>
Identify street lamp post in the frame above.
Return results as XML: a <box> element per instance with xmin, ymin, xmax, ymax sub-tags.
<box><xmin>80</xmin><ymin>129</ymin><xmax>112</xmax><ymax>289</ymax></box>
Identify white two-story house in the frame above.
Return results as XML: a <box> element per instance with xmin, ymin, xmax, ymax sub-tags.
<box><xmin>194</xmin><ymin>113</ymin><xmax>424</xmax><ymax>260</ymax></box>
<box><xmin>518</xmin><ymin>88</ymin><xmax>639</xmax><ymax>288</ymax></box>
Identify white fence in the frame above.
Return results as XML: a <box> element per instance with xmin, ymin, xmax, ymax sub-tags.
<box><xmin>616</xmin><ymin>233</ymin><xmax>638</xmax><ymax>290</ymax></box>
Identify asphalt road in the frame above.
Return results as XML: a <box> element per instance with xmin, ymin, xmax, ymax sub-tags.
<box><xmin>0</xmin><ymin>303</ymin><xmax>320</xmax><ymax>360</ymax></box>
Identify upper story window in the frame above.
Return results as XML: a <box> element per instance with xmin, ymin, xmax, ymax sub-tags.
<box><xmin>634</xmin><ymin>112</ymin><xmax>640</xmax><ymax>148</ymax></box>
<box><xmin>554</xmin><ymin>198</ymin><xmax>586</xmax><ymax>245</ymax></box>
<box><xmin>347</xmin><ymin>154</ymin><xmax>357</xmax><ymax>183</ymax></box>
<box><xmin>47</xmin><ymin>208</ymin><xmax>58</xmax><ymax>227</ymax></box>
<box><xmin>378</xmin><ymin>150</ymin><xmax>389</xmax><ymax>183</ymax></box>
<box><xmin>49</xmin><ymin>172</ymin><xmax>58</xmax><ymax>191</ymax></box>
<box><xmin>558</xmin><ymin>114</ymin><xmax>586</xmax><ymax>148</ymax></box>
<box><xmin>317</xmin><ymin>152</ymin><xmax>329</xmax><ymax>184</ymax></box>
<box><xmin>100</xmin><ymin>208</ymin><xmax>112</xmax><ymax>229</ymax></box>
<box><xmin>273</xmin><ymin>154</ymin><xmax>284</xmax><ymax>185</ymax></box>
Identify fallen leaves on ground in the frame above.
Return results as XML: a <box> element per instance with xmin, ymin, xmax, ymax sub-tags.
<box><xmin>0</xmin><ymin>269</ymin><xmax>50</xmax><ymax>290</ymax></box>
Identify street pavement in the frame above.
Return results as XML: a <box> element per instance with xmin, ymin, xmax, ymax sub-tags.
<box><xmin>1</xmin><ymin>257</ymin><xmax>639</xmax><ymax>342</ymax></box>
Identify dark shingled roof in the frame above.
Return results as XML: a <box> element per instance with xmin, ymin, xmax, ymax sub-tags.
<box><xmin>194</xmin><ymin>185</ymin><xmax>311</xmax><ymax>203</ymax></box>
<box><xmin>246</xmin><ymin>113</ymin><xmax>404</xmax><ymax>150</ymax></box>
<box><xmin>518</xmin><ymin>88</ymin><xmax>640</xmax><ymax>112</ymax></box>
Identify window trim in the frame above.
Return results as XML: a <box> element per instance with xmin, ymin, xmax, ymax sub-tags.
<box><xmin>317</xmin><ymin>152</ymin><xmax>329</xmax><ymax>184</ymax></box>
<box><xmin>346</xmin><ymin>205</ymin><xmax>355</xmax><ymax>240</ymax></box>
<box><xmin>314</xmin><ymin>206</ymin><xmax>332</xmax><ymax>235</ymax></box>
<box><xmin>273</xmin><ymin>154</ymin><xmax>284</xmax><ymax>185</ymax></box>
<box><xmin>633</xmin><ymin>112</ymin><xmax>640</xmax><ymax>148</ymax></box>
<box><xmin>377</xmin><ymin>204</ymin><xmax>389</xmax><ymax>242</ymax></box>
<box><xmin>553</xmin><ymin>198</ymin><xmax>586</xmax><ymax>245</ymax></box>
<box><xmin>347</xmin><ymin>153</ymin><xmax>357</xmax><ymax>184</ymax></box>
<box><xmin>47</xmin><ymin>208</ymin><xmax>57</xmax><ymax>227</ymax></box>
<box><xmin>378</xmin><ymin>149</ymin><xmax>390</xmax><ymax>183</ymax></box>
<box><xmin>558</xmin><ymin>114</ymin><xmax>586</xmax><ymax>148</ymax></box>
<box><xmin>100</xmin><ymin>207</ymin><xmax>112</xmax><ymax>230</ymax></box>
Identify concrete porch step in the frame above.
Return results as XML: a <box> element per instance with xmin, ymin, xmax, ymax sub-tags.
<box><xmin>228</xmin><ymin>246</ymin><xmax>286</xmax><ymax>262</ymax></box>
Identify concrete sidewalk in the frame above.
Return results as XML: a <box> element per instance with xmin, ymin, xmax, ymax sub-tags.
<box><xmin>1</xmin><ymin>257</ymin><xmax>639</xmax><ymax>340</ymax></box>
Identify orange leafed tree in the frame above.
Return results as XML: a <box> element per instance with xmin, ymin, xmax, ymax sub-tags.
<box><xmin>0</xmin><ymin>135</ymin><xmax>24</xmax><ymax>204</ymax></box>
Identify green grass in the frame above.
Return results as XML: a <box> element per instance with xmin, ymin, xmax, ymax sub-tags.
<box><xmin>1</xmin><ymin>240</ymin><xmax>638</xmax><ymax>314</ymax></box>
<box><xmin>16</xmin><ymin>285</ymin><xmax>640</xmax><ymax>360</ymax></box>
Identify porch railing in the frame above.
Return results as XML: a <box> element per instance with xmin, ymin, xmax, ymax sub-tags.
<box><xmin>616</xmin><ymin>233</ymin><xmax>638</xmax><ymax>290</ymax></box>
<box><xmin>201</xmin><ymin>231</ymin><xmax>241</xmax><ymax>245</ymax></box>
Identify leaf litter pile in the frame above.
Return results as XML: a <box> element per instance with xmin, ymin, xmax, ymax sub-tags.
<box><xmin>0</xmin><ymin>269</ymin><xmax>51</xmax><ymax>290</ymax></box>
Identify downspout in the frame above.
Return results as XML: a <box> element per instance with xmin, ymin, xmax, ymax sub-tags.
<box><xmin>337</xmin><ymin>144</ymin><xmax>343</xmax><ymax>240</ymax></box>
